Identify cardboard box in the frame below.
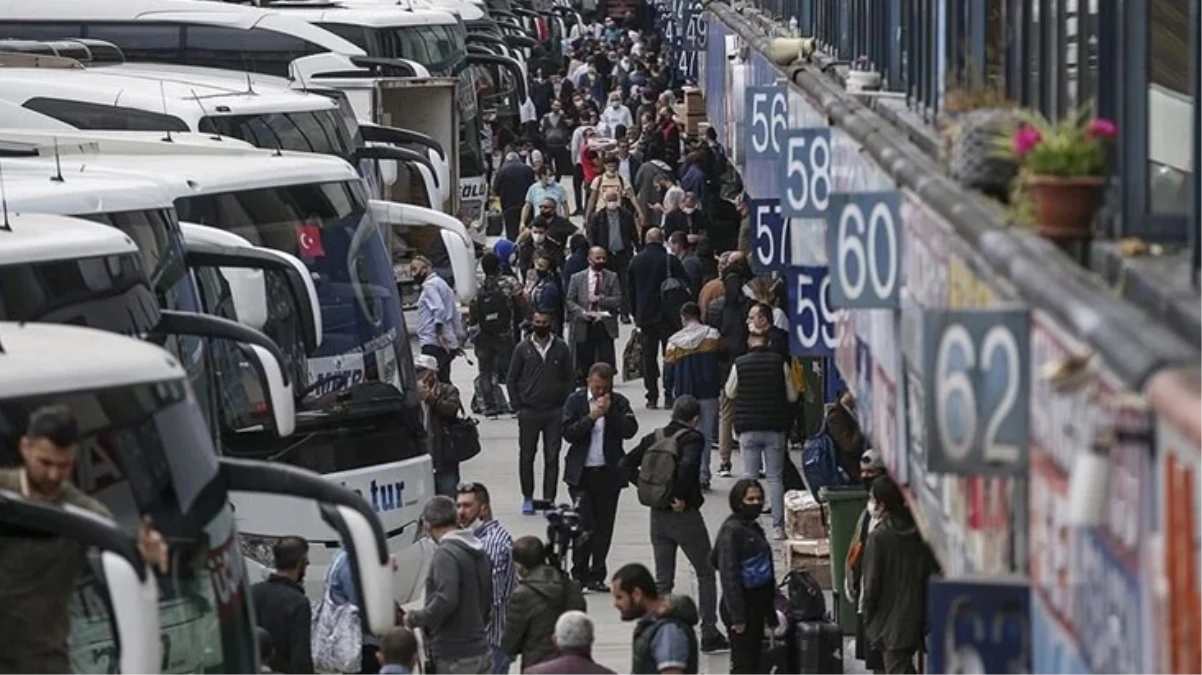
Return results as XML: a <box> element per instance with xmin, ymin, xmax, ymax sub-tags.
<box><xmin>682</xmin><ymin>86</ymin><xmax>704</xmax><ymax>115</ymax></box>
<box><xmin>785</xmin><ymin>537</ymin><xmax>832</xmax><ymax>589</ymax></box>
<box><xmin>785</xmin><ymin>490</ymin><xmax>826</xmax><ymax>540</ymax></box>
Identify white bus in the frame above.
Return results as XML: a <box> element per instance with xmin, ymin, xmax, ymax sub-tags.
<box><xmin>0</xmin><ymin>318</ymin><xmax>395</xmax><ymax>672</ymax></box>
<box><xmin>0</xmin><ymin>130</ymin><xmax>439</xmax><ymax>601</ymax></box>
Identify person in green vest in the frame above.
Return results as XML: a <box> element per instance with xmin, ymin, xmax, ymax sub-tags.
<box><xmin>609</xmin><ymin>562</ymin><xmax>699</xmax><ymax>674</ymax></box>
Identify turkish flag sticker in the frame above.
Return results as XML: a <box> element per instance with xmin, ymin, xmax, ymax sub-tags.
<box><xmin>296</xmin><ymin>221</ymin><xmax>325</xmax><ymax>258</ymax></box>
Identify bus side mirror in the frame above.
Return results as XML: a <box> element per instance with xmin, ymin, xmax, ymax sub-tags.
<box><xmin>240</xmin><ymin>342</ymin><xmax>296</xmax><ymax>438</ymax></box>
<box><xmin>217</xmin><ymin>458</ymin><xmax>394</xmax><ymax>636</ymax></box>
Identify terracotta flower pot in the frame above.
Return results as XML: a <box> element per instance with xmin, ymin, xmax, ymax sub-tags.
<box><xmin>1026</xmin><ymin>175</ymin><xmax>1105</xmax><ymax>240</ymax></box>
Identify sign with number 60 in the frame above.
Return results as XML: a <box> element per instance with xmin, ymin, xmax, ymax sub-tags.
<box><xmin>827</xmin><ymin>191</ymin><xmax>902</xmax><ymax>309</ymax></box>
<box><xmin>779</xmin><ymin>128</ymin><xmax>832</xmax><ymax>218</ymax></box>
<box><xmin>788</xmin><ymin>266</ymin><xmax>838</xmax><ymax>356</ymax></box>
<box><xmin>921</xmin><ymin>309</ymin><xmax>1031</xmax><ymax>475</ymax></box>
<box><xmin>744</xmin><ymin>86</ymin><xmax>788</xmax><ymax>159</ymax></box>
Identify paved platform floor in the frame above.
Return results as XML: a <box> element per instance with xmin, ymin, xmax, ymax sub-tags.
<box><xmin>448</xmin><ymin>320</ymin><xmax>866</xmax><ymax>674</ymax></box>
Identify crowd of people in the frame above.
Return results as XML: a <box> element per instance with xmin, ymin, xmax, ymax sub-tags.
<box><xmin>0</xmin><ymin>5</ymin><xmax>939</xmax><ymax>675</ymax></box>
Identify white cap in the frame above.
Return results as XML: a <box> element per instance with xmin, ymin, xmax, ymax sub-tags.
<box><xmin>414</xmin><ymin>354</ymin><xmax>439</xmax><ymax>373</ymax></box>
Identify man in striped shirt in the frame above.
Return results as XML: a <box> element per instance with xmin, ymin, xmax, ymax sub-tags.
<box><xmin>457</xmin><ymin>482</ymin><xmax>517</xmax><ymax>674</ymax></box>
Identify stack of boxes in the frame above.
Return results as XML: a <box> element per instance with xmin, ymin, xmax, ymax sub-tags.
<box><xmin>671</xmin><ymin>86</ymin><xmax>707</xmax><ymax>137</ymax></box>
<box><xmin>783</xmin><ymin>490</ymin><xmax>833</xmax><ymax>588</ymax></box>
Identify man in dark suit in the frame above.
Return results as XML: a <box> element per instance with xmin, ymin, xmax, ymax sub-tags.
<box><xmin>587</xmin><ymin>190</ymin><xmax>638</xmax><ymax>323</ymax></box>
<box><xmin>566</xmin><ymin>246</ymin><xmax>623</xmax><ymax>383</ymax></box>
<box><xmin>626</xmin><ymin>228</ymin><xmax>689</xmax><ymax>409</ymax></box>
<box><xmin>494</xmin><ymin>152</ymin><xmax>537</xmax><ymax>241</ymax></box>
<box><xmin>560</xmin><ymin>362</ymin><xmax>639</xmax><ymax>591</ymax></box>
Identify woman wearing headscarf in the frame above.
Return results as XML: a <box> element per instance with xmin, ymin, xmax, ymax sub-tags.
<box><xmin>711</xmin><ymin>478</ymin><xmax>777</xmax><ymax>674</ymax></box>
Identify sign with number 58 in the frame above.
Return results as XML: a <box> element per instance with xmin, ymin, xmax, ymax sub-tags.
<box><xmin>779</xmin><ymin>128</ymin><xmax>832</xmax><ymax>218</ymax></box>
<box><xmin>788</xmin><ymin>266</ymin><xmax>838</xmax><ymax>356</ymax></box>
<box><xmin>921</xmin><ymin>309</ymin><xmax>1031</xmax><ymax>475</ymax></box>
<box><xmin>827</xmin><ymin>191</ymin><xmax>902</xmax><ymax>308</ymax></box>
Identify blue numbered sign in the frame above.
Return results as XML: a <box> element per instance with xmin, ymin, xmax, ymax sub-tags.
<box><xmin>743</xmin><ymin>86</ymin><xmax>788</xmax><ymax>160</ymax></box>
<box><xmin>750</xmin><ymin>198</ymin><xmax>785</xmax><ymax>274</ymax></box>
<box><xmin>779</xmin><ymin>128</ymin><xmax>832</xmax><ymax>218</ymax></box>
<box><xmin>683</xmin><ymin>4</ymin><xmax>707</xmax><ymax>50</ymax></box>
<box><xmin>827</xmin><ymin>191</ymin><xmax>903</xmax><ymax>309</ymax></box>
<box><xmin>676</xmin><ymin>50</ymin><xmax>698</xmax><ymax>80</ymax></box>
<box><xmin>788</xmin><ymin>266</ymin><xmax>838</xmax><ymax>356</ymax></box>
<box><xmin>921</xmin><ymin>309</ymin><xmax>1030</xmax><ymax>475</ymax></box>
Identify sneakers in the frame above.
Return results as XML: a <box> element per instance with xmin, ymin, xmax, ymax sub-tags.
<box><xmin>700</xmin><ymin>634</ymin><xmax>731</xmax><ymax>654</ymax></box>
<box><xmin>716</xmin><ymin>462</ymin><xmax>732</xmax><ymax>478</ymax></box>
<box><xmin>521</xmin><ymin>499</ymin><xmax>535</xmax><ymax>516</ymax></box>
<box><xmin>772</xmin><ymin>526</ymin><xmax>786</xmax><ymax>541</ymax></box>
<box><xmin>701</xmin><ymin>480</ymin><xmax>711</xmax><ymax>492</ymax></box>
<box><xmin>584</xmin><ymin>580</ymin><xmax>610</xmax><ymax>593</ymax></box>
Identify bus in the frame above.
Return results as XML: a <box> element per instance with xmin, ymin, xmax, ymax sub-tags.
<box><xmin>0</xmin><ymin>318</ymin><xmax>395</xmax><ymax>672</ymax></box>
<box><xmin>0</xmin><ymin>130</ymin><xmax>436</xmax><ymax>601</ymax></box>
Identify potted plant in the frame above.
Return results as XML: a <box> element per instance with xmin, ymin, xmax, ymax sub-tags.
<box><xmin>1005</xmin><ymin>106</ymin><xmax>1117</xmax><ymax>240</ymax></box>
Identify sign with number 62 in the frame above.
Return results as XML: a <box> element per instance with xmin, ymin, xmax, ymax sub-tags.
<box><xmin>827</xmin><ymin>191</ymin><xmax>902</xmax><ymax>309</ymax></box>
<box><xmin>921</xmin><ymin>309</ymin><xmax>1030</xmax><ymax>475</ymax></box>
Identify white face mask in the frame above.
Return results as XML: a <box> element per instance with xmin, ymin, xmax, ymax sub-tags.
<box><xmin>611</xmin><ymin>101</ymin><xmax>621</xmax><ymax>109</ymax></box>
<box><xmin>533</xmin><ymin>233</ymin><xmax>546</xmax><ymax>243</ymax></box>
<box><xmin>605</xmin><ymin>201</ymin><xmax>619</xmax><ymax>210</ymax></box>
<box><xmin>681</xmin><ymin>206</ymin><xmax>696</xmax><ymax>214</ymax></box>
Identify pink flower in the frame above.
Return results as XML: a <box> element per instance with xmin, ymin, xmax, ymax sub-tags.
<box><xmin>1013</xmin><ymin>126</ymin><xmax>1042</xmax><ymax>157</ymax></box>
<box><xmin>1086</xmin><ymin>118</ymin><xmax>1118</xmax><ymax>140</ymax></box>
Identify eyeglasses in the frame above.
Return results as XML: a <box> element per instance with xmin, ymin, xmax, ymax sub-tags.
<box><xmin>457</xmin><ymin>481</ymin><xmax>484</xmax><ymax>494</ymax></box>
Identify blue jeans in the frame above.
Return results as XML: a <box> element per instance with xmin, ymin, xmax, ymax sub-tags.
<box><xmin>490</xmin><ymin>645</ymin><xmax>510</xmax><ymax>674</ymax></box>
<box><xmin>697</xmin><ymin>397</ymin><xmax>719</xmax><ymax>483</ymax></box>
<box><xmin>739</xmin><ymin>430</ymin><xmax>787</xmax><ymax>529</ymax></box>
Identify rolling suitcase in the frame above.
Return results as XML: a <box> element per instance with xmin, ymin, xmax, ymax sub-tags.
<box><xmin>762</xmin><ymin>632</ymin><xmax>791</xmax><ymax>674</ymax></box>
<box><xmin>792</xmin><ymin>619</ymin><xmax>843</xmax><ymax>674</ymax></box>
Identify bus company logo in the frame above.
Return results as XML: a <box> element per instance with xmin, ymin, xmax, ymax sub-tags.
<box><xmin>342</xmin><ymin>479</ymin><xmax>407</xmax><ymax>514</ymax></box>
<box><xmin>461</xmin><ymin>179</ymin><xmax>488</xmax><ymax>200</ymax></box>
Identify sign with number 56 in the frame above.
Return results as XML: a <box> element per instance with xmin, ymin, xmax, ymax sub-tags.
<box><xmin>788</xmin><ymin>266</ymin><xmax>838</xmax><ymax>356</ymax></box>
<box><xmin>743</xmin><ymin>86</ymin><xmax>788</xmax><ymax>160</ymax></box>
<box><xmin>921</xmin><ymin>309</ymin><xmax>1031</xmax><ymax>475</ymax></box>
<box><xmin>827</xmin><ymin>191</ymin><xmax>902</xmax><ymax>308</ymax></box>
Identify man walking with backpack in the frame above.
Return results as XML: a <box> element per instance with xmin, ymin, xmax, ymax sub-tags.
<box><xmin>472</xmin><ymin>252</ymin><xmax>522</xmax><ymax>416</ymax></box>
<box><xmin>626</xmin><ymin>228</ymin><xmax>689</xmax><ymax>409</ymax></box>
<box><xmin>622</xmin><ymin>396</ymin><xmax>728</xmax><ymax>654</ymax></box>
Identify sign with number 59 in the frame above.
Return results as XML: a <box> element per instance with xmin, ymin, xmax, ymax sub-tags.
<box><xmin>921</xmin><ymin>309</ymin><xmax>1031</xmax><ymax>475</ymax></box>
<box><xmin>827</xmin><ymin>191</ymin><xmax>902</xmax><ymax>308</ymax></box>
<box><xmin>788</xmin><ymin>266</ymin><xmax>838</xmax><ymax>356</ymax></box>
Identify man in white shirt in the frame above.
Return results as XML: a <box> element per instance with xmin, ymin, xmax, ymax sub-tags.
<box><xmin>559</xmin><ymin>363</ymin><xmax>639</xmax><ymax>591</ymax></box>
<box><xmin>599</xmin><ymin>92</ymin><xmax>633</xmax><ymax>138</ymax></box>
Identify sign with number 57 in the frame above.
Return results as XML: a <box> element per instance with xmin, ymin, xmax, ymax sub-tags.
<box><xmin>921</xmin><ymin>309</ymin><xmax>1031</xmax><ymax>475</ymax></box>
<box><xmin>788</xmin><ymin>266</ymin><xmax>838</xmax><ymax>356</ymax></box>
<box><xmin>827</xmin><ymin>191</ymin><xmax>902</xmax><ymax>309</ymax></box>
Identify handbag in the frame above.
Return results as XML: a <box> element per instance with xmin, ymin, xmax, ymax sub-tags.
<box><xmin>311</xmin><ymin>552</ymin><xmax>363</xmax><ymax>673</ymax></box>
<box><xmin>446</xmin><ymin>403</ymin><xmax>482</xmax><ymax>462</ymax></box>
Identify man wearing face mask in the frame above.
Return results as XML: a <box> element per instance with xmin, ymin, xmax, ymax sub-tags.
<box><xmin>523</xmin><ymin>168</ymin><xmax>570</xmax><ymax>227</ymax></box>
<box><xmin>845</xmin><ymin>450</ymin><xmax>887</xmax><ymax>675</ymax></box>
<box><xmin>508</xmin><ymin>309</ymin><xmax>574</xmax><ymax>514</ymax></box>
<box><xmin>456</xmin><ymin>483</ymin><xmax>516</xmax><ymax>674</ymax></box>
<box><xmin>541</xmin><ymin>101</ymin><xmax>575</xmax><ymax>186</ymax></box>
<box><xmin>586</xmin><ymin>191</ymin><xmax>637</xmax><ymax>325</ymax></box>
<box><xmin>412</xmin><ymin>256</ymin><xmax>465</xmax><ymax>384</ymax></box>
<box><xmin>585</xmin><ymin>155</ymin><xmax>638</xmax><ymax>216</ymax></box>
<box><xmin>494</xmin><ymin>151</ymin><xmax>537</xmax><ymax>240</ymax></box>
<box><xmin>566</xmin><ymin>247</ymin><xmax>622</xmax><ymax>379</ymax></box>
<box><xmin>662</xmin><ymin>192</ymin><xmax>710</xmax><ymax>250</ymax></box>
<box><xmin>600</xmin><ymin>92</ymin><xmax>634</xmax><ymax>140</ymax></box>
<box><xmin>519</xmin><ymin>209</ymin><xmax>570</xmax><ymax>276</ymax></box>
<box><xmin>251</xmin><ymin>537</ymin><xmax>314</xmax><ymax>675</ymax></box>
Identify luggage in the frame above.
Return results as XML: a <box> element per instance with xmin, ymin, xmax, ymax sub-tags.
<box><xmin>762</xmin><ymin>632</ymin><xmax>791</xmax><ymax>674</ymax></box>
<box><xmin>782</xmin><ymin>569</ymin><xmax>827</xmax><ymax>621</ymax></box>
<box><xmin>791</xmin><ymin>619</ymin><xmax>843</xmax><ymax>674</ymax></box>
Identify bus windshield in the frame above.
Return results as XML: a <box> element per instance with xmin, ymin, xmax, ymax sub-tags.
<box><xmin>74</xmin><ymin>210</ymin><xmax>214</xmax><ymax>432</ymax></box>
<box><xmin>0</xmin><ymin>379</ymin><xmax>257</xmax><ymax>674</ymax></box>
<box><xmin>0</xmin><ymin>251</ymin><xmax>159</xmax><ymax>335</ymax></box>
<box><xmin>173</xmin><ymin>179</ymin><xmax>417</xmax><ymax>408</ymax></box>
<box><xmin>198</xmin><ymin>109</ymin><xmax>357</xmax><ymax>162</ymax></box>
<box><xmin>322</xmin><ymin>21</ymin><xmax>485</xmax><ymax>177</ymax></box>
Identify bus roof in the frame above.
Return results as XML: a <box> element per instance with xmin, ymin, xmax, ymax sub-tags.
<box><xmin>0</xmin><ymin>165</ymin><xmax>177</xmax><ymax>214</ymax></box>
<box><xmin>274</xmin><ymin>4</ymin><xmax>462</xmax><ymax>27</ymax></box>
<box><xmin>0</xmin><ymin>212</ymin><xmax>139</xmax><ymax>266</ymax></box>
<box><xmin>0</xmin><ymin>67</ymin><xmax>337</xmax><ymax>128</ymax></box>
<box><xmin>0</xmin><ymin>132</ymin><xmax>360</xmax><ymax>197</ymax></box>
<box><xmin>0</xmin><ymin>0</ymin><xmax>368</xmax><ymax>56</ymax></box>
<box><xmin>0</xmin><ymin>320</ymin><xmax>185</xmax><ymax>399</ymax></box>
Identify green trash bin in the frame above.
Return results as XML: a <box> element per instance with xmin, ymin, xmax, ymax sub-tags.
<box><xmin>820</xmin><ymin>485</ymin><xmax>868</xmax><ymax>636</ymax></box>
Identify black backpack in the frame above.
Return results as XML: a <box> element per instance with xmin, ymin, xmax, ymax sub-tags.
<box><xmin>659</xmin><ymin>252</ymin><xmax>691</xmax><ymax>330</ymax></box>
<box><xmin>473</xmin><ymin>279</ymin><xmax>513</xmax><ymax>336</ymax></box>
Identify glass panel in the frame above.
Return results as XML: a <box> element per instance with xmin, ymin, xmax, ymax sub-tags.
<box><xmin>23</xmin><ymin>97</ymin><xmax>190</xmax><ymax>132</ymax></box>
<box><xmin>83</xmin><ymin>22</ymin><xmax>182</xmax><ymax>62</ymax></box>
<box><xmin>0</xmin><ymin>253</ymin><xmax>159</xmax><ymax>334</ymax></box>
<box><xmin>1147</xmin><ymin>0</ymin><xmax>1193</xmax><ymax>216</ymax></box>
<box><xmin>198</xmin><ymin>110</ymin><xmax>355</xmax><ymax>160</ymax></box>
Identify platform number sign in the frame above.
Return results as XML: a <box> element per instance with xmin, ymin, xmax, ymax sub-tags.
<box><xmin>750</xmin><ymin>198</ymin><xmax>786</xmax><ymax>274</ymax></box>
<box><xmin>788</xmin><ymin>266</ymin><xmax>838</xmax><ymax>356</ymax></box>
<box><xmin>683</xmin><ymin>4</ymin><xmax>707</xmax><ymax>50</ymax></box>
<box><xmin>827</xmin><ymin>191</ymin><xmax>902</xmax><ymax>308</ymax></box>
<box><xmin>744</xmin><ymin>86</ymin><xmax>788</xmax><ymax>160</ymax></box>
<box><xmin>676</xmin><ymin>50</ymin><xmax>698</xmax><ymax>80</ymax></box>
<box><xmin>779</xmin><ymin>128</ymin><xmax>832</xmax><ymax>218</ymax></box>
<box><xmin>921</xmin><ymin>309</ymin><xmax>1030</xmax><ymax>475</ymax></box>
